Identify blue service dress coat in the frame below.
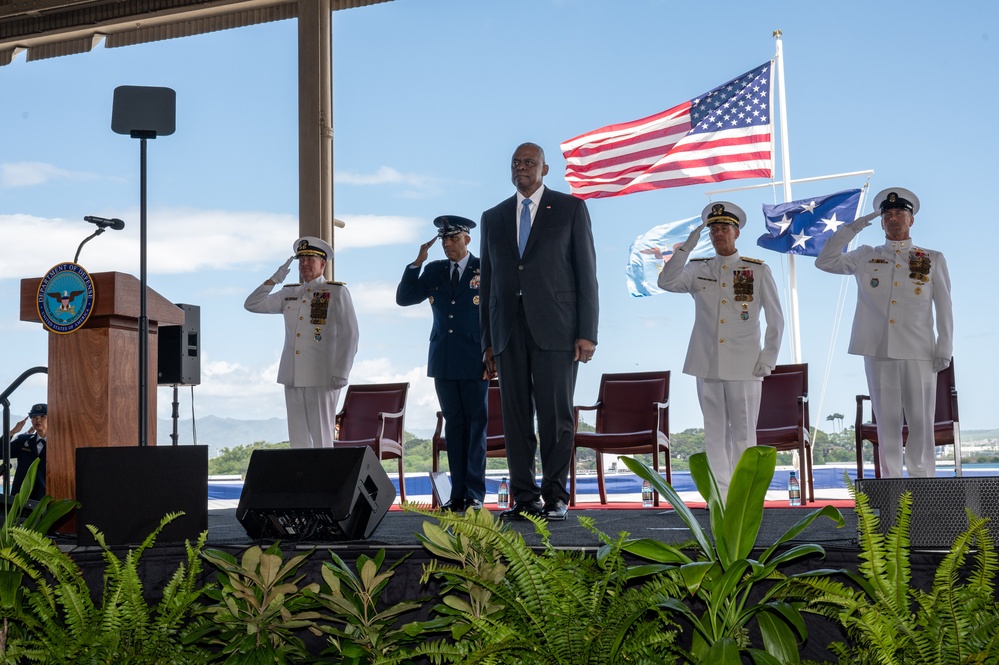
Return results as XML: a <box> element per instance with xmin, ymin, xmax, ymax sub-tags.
<box><xmin>396</xmin><ymin>254</ymin><xmax>488</xmax><ymax>505</ymax></box>
<box><xmin>7</xmin><ymin>432</ymin><xmax>46</xmax><ymax>501</ymax></box>
<box><xmin>396</xmin><ymin>255</ymin><xmax>485</xmax><ymax>380</ymax></box>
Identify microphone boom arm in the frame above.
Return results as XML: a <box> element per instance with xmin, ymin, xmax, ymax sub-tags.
<box><xmin>74</xmin><ymin>228</ymin><xmax>105</xmax><ymax>264</ymax></box>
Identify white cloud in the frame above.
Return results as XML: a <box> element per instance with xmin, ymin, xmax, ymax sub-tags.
<box><xmin>0</xmin><ymin>209</ymin><xmax>427</xmax><ymax>278</ymax></box>
<box><xmin>351</xmin><ymin>280</ymin><xmax>431</xmax><ymax>318</ymax></box>
<box><xmin>0</xmin><ymin>161</ymin><xmax>99</xmax><ymax>188</ymax></box>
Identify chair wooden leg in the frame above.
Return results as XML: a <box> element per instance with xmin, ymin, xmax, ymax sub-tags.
<box><xmin>855</xmin><ymin>430</ymin><xmax>865</xmax><ymax>480</ymax></box>
<box><xmin>872</xmin><ymin>442</ymin><xmax>881</xmax><ymax>479</ymax></box>
<box><xmin>596</xmin><ymin>455</ymin><xmax>607</xmax><ymax>505</ymax></box>
<box><xmin>569</xmin><ymin>448</ymin><xmax>577</xmax><ymax>507</ymax></box>
<box><xmin>398</xmin><ymin>458</ymin><xmax>406</xmax><ymax>503</ymax></box>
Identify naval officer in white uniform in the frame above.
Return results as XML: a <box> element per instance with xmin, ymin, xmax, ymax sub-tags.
<box><xmin>816</xmin><ymin>187</ymin><xmax>953</xmax><ymax>478</ymax></box>
<box><xmin>658</xmin><ymin>202</ymin><xmax>784</xmax><ymax>498</ymax></box>
<box><xmin>244</xmin><ymin>236</ymin><xmax>360</xmax><ymax>449</ymax></box>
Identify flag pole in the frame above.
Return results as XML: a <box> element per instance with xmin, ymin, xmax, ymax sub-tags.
<box><xmin>773</xmin><ymin>30</ymin><xmax>801</xmax><ymax>363</ymax></box>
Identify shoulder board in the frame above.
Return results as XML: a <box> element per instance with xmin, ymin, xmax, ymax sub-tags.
<box><xmin>281</xmin><ymin>283</ymin><xmax>301</xmax><ymax>288</ymax></box>
<box><xmin>690</xmin><ymin>257</ymin><xmax>711</xmax><ymax>262</ymax></box>
<box><xmin>741</xmin><ymin>257</ymin><xmax>764</xmax><ymax>265</ymax></box>
<box><xmin>330</xmin><ymin>281</ymin><xmax>346</xmax><ymax>286</ymax></box>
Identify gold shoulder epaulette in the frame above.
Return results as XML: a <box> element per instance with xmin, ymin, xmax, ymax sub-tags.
<box><xmin>741</xmin><ymin>257</ymin><xmax>764</xmax><ymax>265</ymax></box>
<box><xmin>330</xmin><ymin>280</ymin><xmax>346</xmax><ymax>286</ymax></box>
<box><xmin>281</xmin><ymin>283</ymin><xmax>301</xmax><ymax>288</ymax></box>
<box><xmin>690</xmin><ymin>257</ymin><xmax>711</xmax><ymax>262</ymax></box>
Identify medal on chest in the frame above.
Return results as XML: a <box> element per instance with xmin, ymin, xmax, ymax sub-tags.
<box><xmin>908</xmin><ymin>249</ymin><xmax>931</xmax><ymax>284</ymax></box>
<box><xmin>310</xmin><ymin>291</ymin><xmax>331</xmax><ymax>325</ymax></box>
<box><xmin>732</xmin><ymin>269</ymin><xmax>755</xmax><ymax>302</ymax></box>
<box><xmin>469</xmin><ymin>269</ymin><xmax>480</xmax><ymax>289</ymax></box>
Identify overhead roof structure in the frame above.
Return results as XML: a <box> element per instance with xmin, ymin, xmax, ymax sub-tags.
<box><xmin>0</xmin><ymin>0</ymin><xmax>391</xmax><ymax>267</ymax></box>
<box><xmin>0</xmin><ymin>0</ymin><xmax>390</xmax><ymax>65</ymax></box>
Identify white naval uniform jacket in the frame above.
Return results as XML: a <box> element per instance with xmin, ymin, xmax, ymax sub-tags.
<box><xmin>815</xmin><ymin>227</ymin><xmax>953</xmax><ymax>361</ymax></box>
<box><xmin>659</xmin><ymin>250</ymin><xmax>784</xmax><ymax>380</ymax></box>
<box><xmin>244</xmin><ymin>276</ymin><xmax>359</xmax><ymax>387</ymax></box>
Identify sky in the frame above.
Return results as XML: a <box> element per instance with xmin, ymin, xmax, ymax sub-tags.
<box><xmin>1</xmin><ymin>0</ymin><xmax>997</xmax><ymax>441</ymax></box>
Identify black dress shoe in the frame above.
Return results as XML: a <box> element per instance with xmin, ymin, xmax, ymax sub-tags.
<box><xmin>465</xmin><ymin>499</ymin><xmax>484</xmax><ymax>511</ymax></box>
<box><xmin>541</xmin><ymin>499</ymin><xmax>568</xmax><ymax>521</ymax></box>
<box><xmin>440</xmin><ymin>499</ymin><xmax>464</xmax><ymax>512</ymax></box>
<box><xmin>499</xmin><ymin>499</ymin><xmax>543</xmax><ymax>521</ymax></box>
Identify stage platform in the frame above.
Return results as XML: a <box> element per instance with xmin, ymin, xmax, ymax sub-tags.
<box><xmin>51</xmin><ymin>496</ymin><xmax>985</xmax><ymax>663</ymax></box>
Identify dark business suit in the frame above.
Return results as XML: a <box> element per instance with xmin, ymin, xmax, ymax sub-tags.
<box><xmin>479</xmin><ymin>185</ymin><xmax>598</xmax><ymax>504</ymax></box>
<box><xmin>396</xmin><ymin>255</ymin><xmax>488</xmax><ymax>505</ymax></box>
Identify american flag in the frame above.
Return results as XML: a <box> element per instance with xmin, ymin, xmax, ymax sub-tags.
<box><xmin>561</xmin><ymin>62</ymin><xmax>773</xmax><ymax>199</ymax></box>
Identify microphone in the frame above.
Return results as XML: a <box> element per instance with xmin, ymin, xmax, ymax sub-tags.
<box><xmin>84</xmin><ymin>215</ymin><xmax>125</xmax><ymax>231</ymax></box>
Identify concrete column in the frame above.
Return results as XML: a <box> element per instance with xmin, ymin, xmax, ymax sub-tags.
<box><xmin>298</xmin><ymin>0</ymin><xmax>335</xmax><ymax>274</ymax></box>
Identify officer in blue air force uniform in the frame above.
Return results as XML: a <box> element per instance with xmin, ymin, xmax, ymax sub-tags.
<box><xmin>244</xmin><ymin>236</ymin><xmax>359</xmax><ymax>449</ymax></box>
<box><xmin>396</xmin><ymin>216</ymin><xmax>488</xmax><ymax>512</ymax></box>
<box><xmin>657</xmin><ymin>202</ymin><xmax>784</xmax><ymax>499</ymax></box>
<box><xmin>816</xmin><ymin>187</ymin><xmax>953</xmax><ymax>478</ymax></box>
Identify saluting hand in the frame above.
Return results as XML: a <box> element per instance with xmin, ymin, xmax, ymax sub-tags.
<box><xmin>679</xmin><ymin>221</ymin><xmax>707</xmax><ymax>253</ymax></box>
<box><xmin>269</xmin><ymin>256</ymin><xmax>295</xmax><ymax>284</ymax></box>
<box><xmin>413</xmin><ymin>237</ymin><xmax>437</xmax><ymax>267</ymax></box>
<box><xmin>849</xmin><ymin>210</ymin><xmax>880</xmax><ymax>233</ymax></box>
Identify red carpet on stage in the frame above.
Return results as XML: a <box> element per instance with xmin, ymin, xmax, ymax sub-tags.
<box><xmin>391</xmin><ymin>499</ymin><xmax>854</xmax><ymax>512</ymax></box>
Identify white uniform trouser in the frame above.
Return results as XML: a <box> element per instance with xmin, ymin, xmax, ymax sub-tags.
<box><xmin>285</xmin><ymin>386</ymin><xmax>341</xmax><ymax>449</ymax></box>
<box><xmin>696</xmin><ymin>378</ymin><xmax>762</xmax><ymax>500</ymax></box>
<box><xmin>864</xmin><ymin>357</ymin><xmax>937</xmax><ymax>478</ymax></box>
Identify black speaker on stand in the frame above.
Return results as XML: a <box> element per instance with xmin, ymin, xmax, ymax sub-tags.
<box><xmin>237</xmin><ymin>446</ymin><xmax>396</xmax><ymax>541</ymax></box>
<box><xmin>158</xmin><ymin>303</ymin><xmax>200</xmax><ymax>445</ymax></box>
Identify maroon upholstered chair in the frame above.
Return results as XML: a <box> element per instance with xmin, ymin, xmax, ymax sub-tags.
<box><xmin>756</xmin><ymin>363</ymin><xmax>813</xmax><ymax>504</ymax></box>
<box><xmin>430</xmin><ymin>379</ymin><xmax>506</xmax><ymax>507</ymax></box>
<box><xmin>855</xmin><ymin>358</ymin><xmax>959</xmax><ymax>479</ymax></box>
<box><xmin>335</xmin><ymin>382</ymin><xmax>409</xmax><ymax>502</ymax></box>
<box><xmin>570</xmin><ymin>371</ymin><xmax>671</xmax><ymax>506</ymax></box>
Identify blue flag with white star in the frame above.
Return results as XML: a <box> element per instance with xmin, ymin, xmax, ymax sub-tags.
<box><xmin>757</xmin><ymin>189</ymin><xmax>862</xmax><ymax>257</ymax></box>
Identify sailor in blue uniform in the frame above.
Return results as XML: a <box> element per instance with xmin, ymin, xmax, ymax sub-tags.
<box><xmin>396</xmin><ymin>216</ymin><xmax>488</xmax><ymax>511</ymax></box>
<box><xmin>5</xmin><ymin>403</ymin><xmax>48</xmax><ymax>500</ymax></box>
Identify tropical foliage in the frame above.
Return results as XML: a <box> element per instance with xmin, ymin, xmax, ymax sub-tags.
<box><xmin>409</xmin><ymin>505</ymin><xmax>683</xmax><ymax>664</ymax></box>
<box><xmin>0</xmin><ymin>512</ymin><xmax>210</xmax><ymax>663</ymax></box>
<box><xmin>621</xmin><ymin>448</ymin><xmax>845</xmax><ymax>665</ymax></box>
<box><xmin>788</xmin><ymin>481</ymin><xmax>999</xmax><ymax>664</ymax></box>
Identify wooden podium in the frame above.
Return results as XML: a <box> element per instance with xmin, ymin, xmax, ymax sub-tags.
<box><xmin>19</xmin><ymin>271</ymin><xmax>184</xmax><ymax>502</ymax></box>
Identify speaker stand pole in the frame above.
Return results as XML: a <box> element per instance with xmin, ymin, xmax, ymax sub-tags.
<box><xmin>137</xmin><ymin>134</ymin><xmax>151</xmax><ymax>446</ymax></box>
<box><xmin>170</xmin><ymin>385</ymin><xmax>179</xmax><ymax>446</ymax></box>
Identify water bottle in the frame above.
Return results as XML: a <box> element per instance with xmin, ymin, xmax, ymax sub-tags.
<box><xmin>641</xmin><ymin>479</ymin><xmax>654</xmax><ymax>508</ymax></box>
<box><xmin>497</xmin><ymin>477</ymin><xmax>510</xmax><ymax>509</ymax></box>
<box><xmin>788</xmin><ymin>471</ymin><xmax>801</xmax><ymax>507</ymax></box>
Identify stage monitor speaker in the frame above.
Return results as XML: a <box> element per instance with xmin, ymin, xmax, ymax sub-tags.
<box><xmin>158</xmin><ymin>303</ymin><xmax>201</xmax><ymax>386</ymax></box>
<box><xmin>237</xmin><ymin>446</ymin><xmax>396</xmax><ymax>541</ymax></box>
<box><xmin>76</xmin><ymin>446</ymin><xmax>208</xmax><ymax>547</ymax></box>
<box><xmin>856</xmin><ymin>476</ymin><xmax>999</xmax><ymax>550</ymax></box>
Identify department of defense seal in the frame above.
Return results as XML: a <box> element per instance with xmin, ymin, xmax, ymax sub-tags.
<box><xmin>36</xmin><ymin>262</ymin><xmax>95</xmax><ymax>334</ymax></box>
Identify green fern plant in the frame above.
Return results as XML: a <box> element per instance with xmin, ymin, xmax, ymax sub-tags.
<box><xmin>786</xmin><ymin>480</ymin><xmax>999</xmax><ymax>664</ymax></box>
<box><xmin>197</xmin><ymin>543</ymin><xmax>323</xmax><ymax>664</ymax></box>
<box><xmin>0</xmin><ymin>511</ymin><xmax>211</xmax><ymax>663</ymax></box>
<box><xmin>0</xmin><ymin>458</ymin><xmax>78</xmax><ymax>658</ymax></box>
<box><xmin>313</xmin><ymin>550</ymin><xmax>425</xmax><ymax>664</ymax></box>
<box><xmin>621</xmin><ymin>448</ymin><xmax>845</xmax><ymax>665</ymax></box>
<box><xmin>405</xmin><ymin>503</ymin><xmax>683</xmax><ymax>665</ymax></box>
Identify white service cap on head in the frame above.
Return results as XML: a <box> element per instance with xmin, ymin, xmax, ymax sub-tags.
<box><xmin>873</xmin><ymin>187</ymin><xmax>919</xmax><ymax>215</ymax></box>
<box><xmin>701</xmin><ymin>201</ymin><xmax>747</xmax><ymax>229</ymax></box>
<box><xmin>294</xmin><ymin>236</ymin><xmax>333</xmax><ymax>260</ymax></box>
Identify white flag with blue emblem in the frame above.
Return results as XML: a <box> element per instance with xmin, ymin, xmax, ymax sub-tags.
<box><xmin>757</xmin><ymin>189</ymin><xmax>862</xmax><ymax>257</ymax></box>
<box><xmin>626</xmin><ymin>216</ymin><xmax>711</xmax><ymax>297</ymax></box>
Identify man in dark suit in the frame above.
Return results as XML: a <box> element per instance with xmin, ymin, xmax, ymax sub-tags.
<box><xmin>479</xmin><ymin>142</ymin><xmax>599</xmax><ymax>521</ymax></box>
<box><xmin>396</xmin><ymin>216</ymin><xmax>488</xmax><ymax>512</ymax></box>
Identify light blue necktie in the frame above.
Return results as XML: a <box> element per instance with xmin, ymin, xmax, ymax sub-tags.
<box><xmin>519</xmin><ymin>199</ymin><xmax>532</xmax><ymax>256</ymax></box>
